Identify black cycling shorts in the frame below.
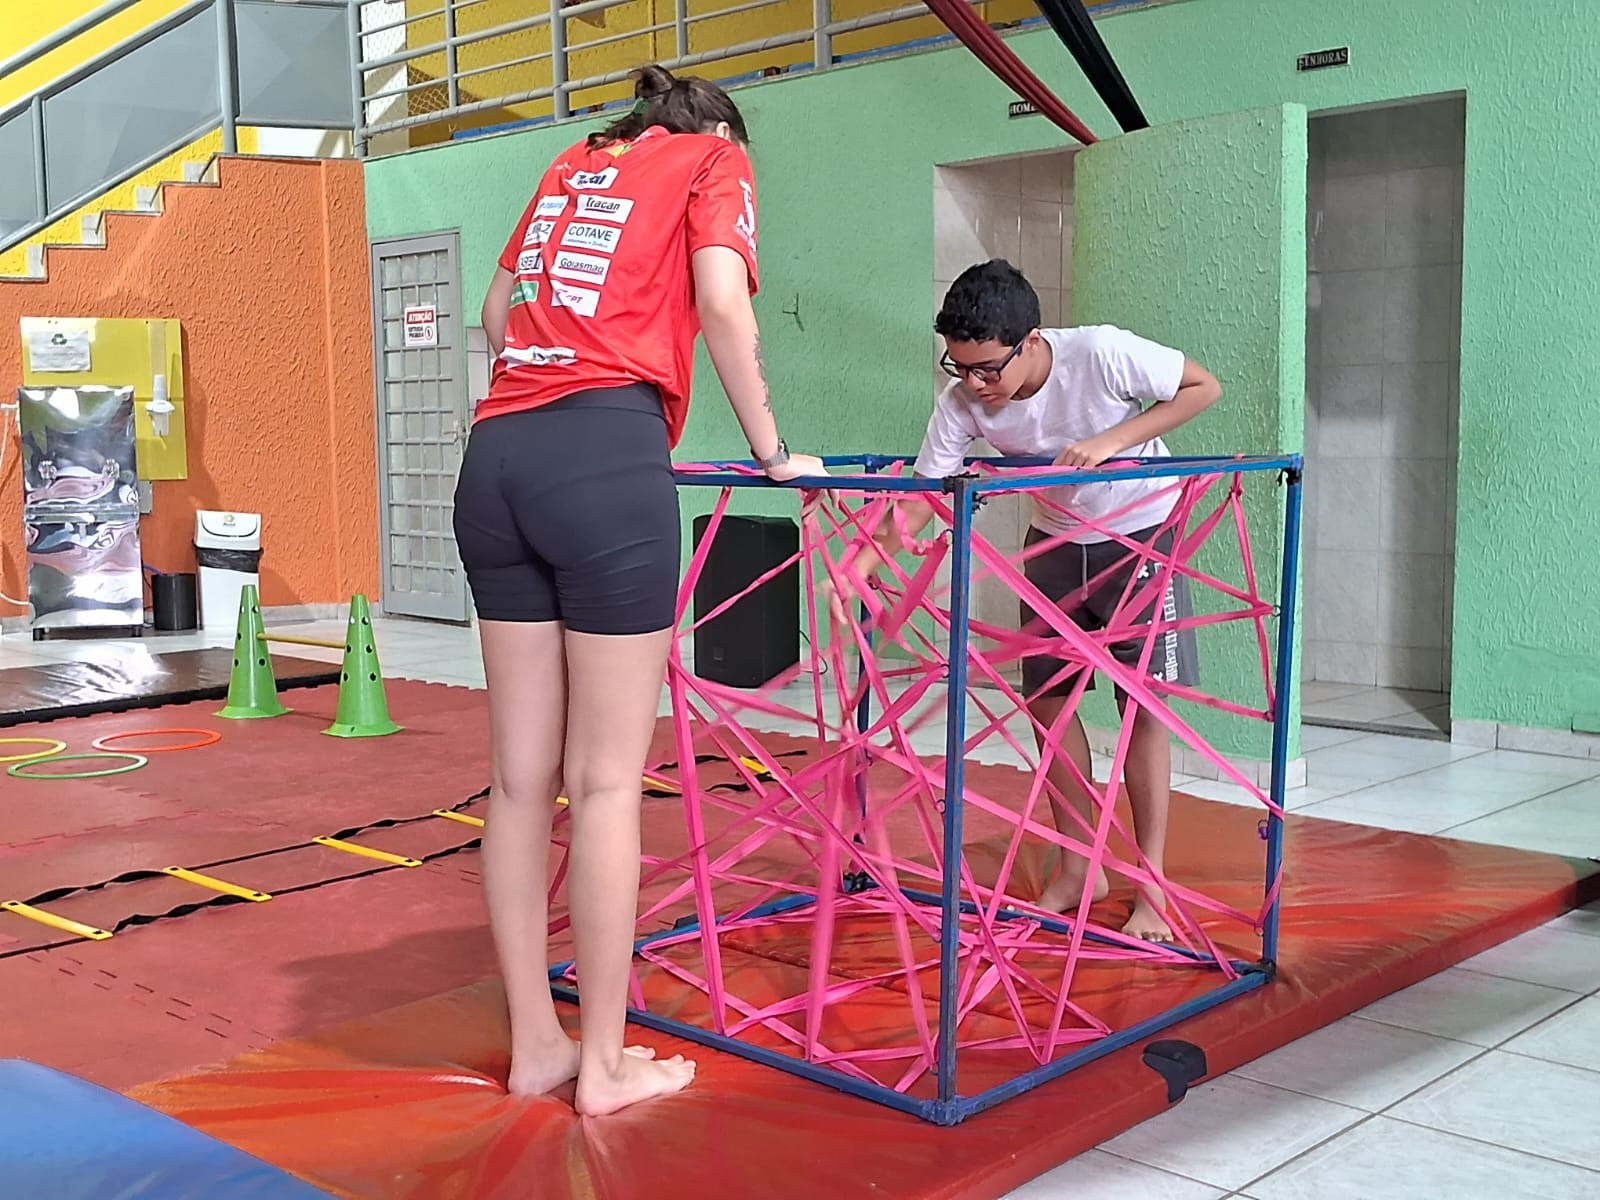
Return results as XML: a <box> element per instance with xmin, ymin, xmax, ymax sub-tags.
<box><xmin>452</xmin><ymin>384</ymin><xmax>680</xmax><ymax>635</ymax></box>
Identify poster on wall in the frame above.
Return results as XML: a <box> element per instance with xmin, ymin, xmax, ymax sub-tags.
<box><xmin>404</xmin><ymin>304</ymin><xmax>438</xmax><ymax>347</ymax></box>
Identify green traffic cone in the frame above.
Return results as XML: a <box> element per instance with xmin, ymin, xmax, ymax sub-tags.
<box><xmin>217</xmin><ymin>585</ymin><xmax>290</xmax><ymax>719</ymax></box>
<box><xmin>323</xmin><ymin>594</ymin><xmax>402</xmax><ymax>738</ymax></box>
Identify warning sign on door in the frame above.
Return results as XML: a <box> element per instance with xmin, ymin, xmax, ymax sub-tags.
<box><xmin>403</xmin><ymin>304</ymin><xmax>438</xmax><ymax>347</ymax></box>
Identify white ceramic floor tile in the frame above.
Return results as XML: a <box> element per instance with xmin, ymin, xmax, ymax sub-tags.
<box><xmin>1388</xmin><ymin>1051</ymin><xmax>1600</xmax><ymax>1170</ymax></box>
<box><xmin>1457</xmin><ymin>927</ymin><xmax>1600</xmax><ymax>994</ymax></box>
<box><xmin>1550</xmin><ymin>902</ymin><xmax>1600</xmax><ymax>939</ymax></box>
<box><xmin>1328</xmin><ymin>732</ymin><xmax>1484</xmax><ymax>768</ymax></box>
<box><xmin>1101</xmin><ymin>1075</ymin><xmax>1363</xmax><ymax>1192</ymax></box>
<box><xmin>1301</xmin><ymin>747</ymin><xmax>1430</xmax><ymax>795</ymax></box>
<box><xmin>1302</xmin><ymin>682</ymin><xmax>1371</xmax><ymax>705</ymax></box>
<box><xmin>1384</xmin><ymin>705</ymin><xmax>1451</xmax><ymax>736</ymax></box>
<box><xmin>1502</xmin><ymin>997</ymin><xmax>1600</xmax><ymax>1072</ymax></box>
<box><xmin>1455</xmin><ymin>749</ymin><xmax>1600</xmax><ymax>789</ymax></box>
<box><xmin>1306</xmin><ymin>687</ymin><xmax>1447</xmax><ymax>724</ymax></box>
<box><xmin>1294</xmin><ymin>772</ymin><xmax>1543</xmax><ymax>836</ymax></box>
<box><xmin>1290</xmin><ymin>797</ymin><xmax>1452</xmax><ymax>835</ymax></box>
<box><xmin>1242</xmin><ymin>1115</ymin><xmax>1600</xmax><ymax>1200</ymax></box>
<box><xmin>1443</xmin><ymin>779</ymin><xmax>1600</xmax><ymax>858</ymax></box>
<box><xmin>1298</xmin><ymin>725</ymin><xmax>1368</xmax><ymax>752</ymax></box>
<box><xmin>1355</xmin><ymin>967</ymin><xmax>1580</xmax><ymax>1047</ymax></box>
<box><xmin>1231</xmin><ymin>1016</ymin><xmax>1481</xmax><ymax>1111</ymax></box>
<box><xmin>1003</xmin><ymin>1150</ymin><xmax>1223</xmax><ymax>1200</ymax></box>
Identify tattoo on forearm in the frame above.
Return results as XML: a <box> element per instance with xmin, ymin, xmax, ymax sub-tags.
<box><xmin>753</xmin><ymin>336</ymin><xmax>772</xmax><ymax>411</ymax></box>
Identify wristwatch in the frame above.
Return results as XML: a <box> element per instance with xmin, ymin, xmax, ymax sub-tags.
<box><xmin>754</xmin><ymin>438</ymin><xmax>790</xmax><ymax>470</ymax></box>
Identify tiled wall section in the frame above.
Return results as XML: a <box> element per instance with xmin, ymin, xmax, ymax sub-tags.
<box><xmin>1304</xmin><ymin>97</ymin><xmax>1464</xmax><ymax>693</ymax></box>
<box><xmin>932</xmin><ymin>150</ymin><xmax>1076</xmax><ymax>653</ymax></box>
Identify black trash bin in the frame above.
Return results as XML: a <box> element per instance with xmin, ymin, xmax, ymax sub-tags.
<box><xmin>151</xmin><ymin>571</ymin><xmax>198</xmax><ymax>631</ymax></box>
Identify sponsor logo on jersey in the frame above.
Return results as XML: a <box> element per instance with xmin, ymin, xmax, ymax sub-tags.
<box><xmin>508</xmin><ymin>278</ymin><xmax>540</xmax><ymax>307</ymax></box>
<box><xmin>575</xmin><ymin>194</ymin><xmax>634</xmax><ymax>223</ymax></box>
<box><xmin>561</xmin><ymin>221</ymin><xmax>622</xmax><ymax>254</ymax></box>
<box><xmin>734</xmin><ymin>178</ymin><xmax>757</xmax><ymax>253</ymax></box>
<box><xmin>534</xmin><ymin>195</ymin><xmax>568</xmax><ymax>218</ymax></box>
<box><xmin>550</xmin><ymin>282</ymin><xmax>601</xmax><ymax>318</ymax></box>
<box><xmin>499</xmin><ymin>340</ymin><xmax>576</xmax><ymax>366</ymax></box>
<box><xmin>550</xmin><ymin>250</ymin><xmax>611</xmax><ymax>284</ymax></box>
<box><xmin>569</xmin><ymin>167</ymin><xmax>619</xmax><ymax>190</ymax></box>
<box><xmin>523</xmin><ymin>218</ymin><xmax>556</xmax><ymax>247</ymax></box>
<box><xmin>516</xmin><ymin>249</ymin><xmax>544</xmax><ymax>276</ymax></box>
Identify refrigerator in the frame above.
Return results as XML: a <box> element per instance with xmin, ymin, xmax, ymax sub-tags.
<box><xmin>16</xmin><ymin>385</ymin><xmax>144</xmax><ymax>636</ymax></box>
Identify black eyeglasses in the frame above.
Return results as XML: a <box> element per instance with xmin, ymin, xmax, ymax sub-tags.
<box><xmin>940</xmin><ymin>341</ymin><xmax>1024</xmax><ymax>384</ymax></box>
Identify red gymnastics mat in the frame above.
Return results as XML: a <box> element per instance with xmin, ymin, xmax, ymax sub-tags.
<box><xmin>3</xmin><ymin>682</ymin><xmax>1596</xmax><ymax>1199</ymax></box>
<box><xmin>126</xmin><ymin>814</ymin><xmax>1595</xmax><ymax>1200</ymax></box>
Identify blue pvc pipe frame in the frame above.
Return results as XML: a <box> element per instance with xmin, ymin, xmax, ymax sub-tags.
<box><xmin>549</xmin><ymin>452</ymin><xmax>1304</xmax><ymax>1125</ymax></box>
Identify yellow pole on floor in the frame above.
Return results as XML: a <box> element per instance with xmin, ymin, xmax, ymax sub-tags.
<box><xmin>257</xmin><ymin>632</ymin><xmax>347</xmax><ymax>650</ymax></box>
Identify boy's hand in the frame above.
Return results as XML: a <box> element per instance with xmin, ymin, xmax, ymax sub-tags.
<box><xmin>1055</xmin><ymin>433</ymin><xmax>1122</xmax><ymax>469</ymax></box>
<box><xmin>818</xmin><ymin>577</ymin><xmax>852</xmax><ymax>627</ymax></box>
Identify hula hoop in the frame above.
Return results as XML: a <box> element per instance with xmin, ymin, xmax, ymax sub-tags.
<box><xmin>0</xmin><ymin>737</ymin><xmax>67</xmax><ymax>763</ymax></box>
<box><xmin>8</xmin><ymin>752</ymin><xmax>149</xmax><ymax>780</ymax></box>
<box><xmin>91</xmin><ymin>728</ymin><xmax>222</xmax><ymax>754</ymax></box>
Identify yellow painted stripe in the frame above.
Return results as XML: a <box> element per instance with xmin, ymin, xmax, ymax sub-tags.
<box><xmin>162</xmin><ymin>866</ymin><xmax>271</xmax><ymax>902</ymax></box>
<box><xmin>2</xmin><ymin>900</ymin><xmax>112</xmax><ymax>941</ymax></box>
<box><xmin>312</xmin><ymin>836</ymin><xmax>421</xmax><ymax>867</ymax></box>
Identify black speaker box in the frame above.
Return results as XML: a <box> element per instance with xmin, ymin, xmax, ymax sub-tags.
<box><xmin>691</xmin><ymin>513</ymin><xmax>799</xmax><ymax>688</ymax></box>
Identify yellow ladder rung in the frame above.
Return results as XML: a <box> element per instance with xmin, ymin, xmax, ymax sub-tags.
<box><xmin>312</xmin><ymin>836</ymin><xmax>421</xmax><ymax>867</ymax></box>
<box><xmin>162</xmin><ymin>867</ymin><xmax>271</xmax><ymax>902</ymax></box>
<box><xmin>2</xmin><ymin>900</ymin><xmax>112</xmax><ymax>941</ymax></box>
<box><xmin>642</xmin><ymin>772</ymin><xmax>682</xmax><ymax>795</ymax></box>
<box><xmin>433</xmin><ymin>809</ymin><xmax>485</xmax><ymax>827</ymax></box>
<box><xmin>737</xmin><ymin>756</ymin><xmax>775</xmax><ymax>778</ymax></box>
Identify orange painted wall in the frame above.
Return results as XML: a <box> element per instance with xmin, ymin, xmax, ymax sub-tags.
<box><xmin>0</xmin><ymin>157</ymin><xmax>378</xmax><ymax>610</ymax></box>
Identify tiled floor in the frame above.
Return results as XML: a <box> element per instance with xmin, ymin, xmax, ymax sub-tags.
<box><xmin>6</xmin><ymin>616</ymin><xmax>1599</xmax><ymax>1197</ymax></box>
<box><xmin>1302</xmin><ymin>680</ymin><xmax>1452</xmax><ymax>739</ymax></box>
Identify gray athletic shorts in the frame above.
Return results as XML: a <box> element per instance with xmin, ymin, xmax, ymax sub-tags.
<box><xmin>1019</xmin><ymin>524</ymin><xmax>1200</xmax><ymax>701</ymax></box>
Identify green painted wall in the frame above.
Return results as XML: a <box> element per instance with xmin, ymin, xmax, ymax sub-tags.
<box><xmin>1073</xmin><ymin>104</ymin><xmax>1307</xmax><ymax>757</ymax></box>
<box><xmin>365</xmin><ymin>0</ymin><xmax>1600</xmax><ymax>740</ymax></box>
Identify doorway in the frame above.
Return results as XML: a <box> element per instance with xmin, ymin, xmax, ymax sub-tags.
<box><xmin>1303</xmin><ymin>96</ymin><xmax>1465</xmax><ymax>738</ymax></box>
<box><xmin>368</xmin><ymin>233</ymin><xmax>473</xmax><ymax>623</ymax></box>
<box><xmin>932</xmin><ymin>149</ymin><xmax>1077</xmax><ymax>675</ymax></box>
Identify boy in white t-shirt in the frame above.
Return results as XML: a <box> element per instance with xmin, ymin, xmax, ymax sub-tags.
<box><xmin>833</xmin><ymin>260</ymin><xmax>1221</xmax><ymax>942</ymax></box>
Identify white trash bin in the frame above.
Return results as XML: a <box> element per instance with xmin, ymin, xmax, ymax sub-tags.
<box><xmin>194</xmin><ymin>511</ymin><xmax>263</xmax><ymax>631</ymax></box>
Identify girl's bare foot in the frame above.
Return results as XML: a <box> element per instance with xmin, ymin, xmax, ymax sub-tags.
<box><xmin>1037</xmin><ymin>862</ymin><xmax>1110</xmax><ymax>914</ymax></box>
<box><xmin>507</xmin><ymin>1037</ymin><xmax>656</xmax><ymax>1098</ymax></box>
<box><xmin>575</xmin><ymin>1050</ymin><xmax>696</xmax><ymax>1116</ymax></box>
<box><xmin>1122</xmin><ymin>895</ymin><xmax>1175</xmax><ymax>943</ymax></box>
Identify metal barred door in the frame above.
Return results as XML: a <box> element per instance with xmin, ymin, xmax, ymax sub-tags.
<box><xmin>369</xmin><ymin>233</ymin><xmax>472</xmax><ymax>622</ymax></box>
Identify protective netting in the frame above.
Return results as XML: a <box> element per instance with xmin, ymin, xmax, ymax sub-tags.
<box><xmin>550</xmin><ymin>453</ymin><xmax>1302</xmax><ymax>1122</ymax></box>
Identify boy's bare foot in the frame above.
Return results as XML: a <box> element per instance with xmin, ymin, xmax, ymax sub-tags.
<box><xmin>1122</xmin><ymin>896</ymin><xmax>1175</xmax><ymax>943</ymax></box>
<box><xmin>575</xmin><ymin>1050</ymin><xmax>696</xmax><ymax>1116</ymax></box>
<box><xmin>507</xmin><ymin>1038</ymin><xmax>656</xmax><ymax>1098</ymax></box>
<box><xmin>1037</xmin><ymin>863</ymin><xmax>1110</xmax><ymax>914</ymax></box>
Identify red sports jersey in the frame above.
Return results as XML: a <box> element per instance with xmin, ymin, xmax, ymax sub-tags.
<box><xmin>475</xmin><ymin>126</ymin><xmax>760</xmax><ymax>447</ymax></box>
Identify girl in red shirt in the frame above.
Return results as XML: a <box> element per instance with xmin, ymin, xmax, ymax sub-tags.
<box><xmin>454</xmin><ymin>65</ymin><xmax>823</xmax><ymax>1116</ymax></box>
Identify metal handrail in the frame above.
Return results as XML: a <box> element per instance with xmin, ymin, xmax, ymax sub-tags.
<box><xmin>0</xmin><ymin>0</ymin><xmax>215</xmax><ymax>128</ymax></box>
<box><xmin>0</xmin><ymin>0</ymin><xmax>145</xmax><ymax>80</ymax></box>
<box><xmin>350</xmin><ymin>0</ymin><xmax>1174</xmax><ymax>151</ymax></box>
<box><xmin>357</xmin><ymin>0</ymin><xmax>937</xmax><ymax>141</ymax></box>
<box><xmin>2</xmin><ymin>0</ymin><xmax>358</xmax><ymax>259</ymax></box>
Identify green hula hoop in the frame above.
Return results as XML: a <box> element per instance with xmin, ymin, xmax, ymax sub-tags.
<box><xmin>7</xmin><ymin>752</ymin><xmax>149</xmax><ymax>780</ymax></box>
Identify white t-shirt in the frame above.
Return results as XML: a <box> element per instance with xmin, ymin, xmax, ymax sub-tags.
<box><xmin>912</xmin><ymin>325</ymin><xmax>1186</xmax><ymax>543</ymax></box>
